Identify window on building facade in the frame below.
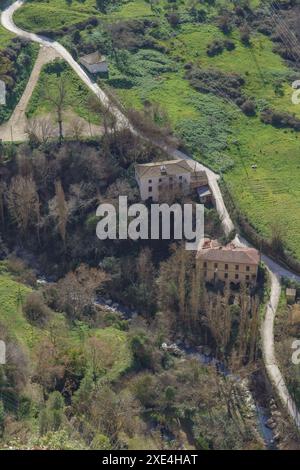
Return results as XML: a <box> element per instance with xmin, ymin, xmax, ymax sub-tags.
<box><xmin>235</xmin><ymin>274</ymin><xmax>239</xmax><ymax>280</ymax></box>
<box><xmin>225</xmin><ymin>264</ymin><xmax>228</xmax><ymax>270</ymax></box>
<box><xmin>224</xmin><ymin>273</ymin><xmax>228</xmax><ymax>279</ymax></box>
<box><xmin>149</xmin><ymin>187</ymin><xmax>152</xmax><ymax>192</ymax></box>
<box><xmin>246</xmin><ymin>266</ymin><xmax>250</xmax><ymax>271</ymax></box>
<box><xmin>235</xmin><ymin>265</ymin><xmax>239</xmax><ymax>271</ymax></box>
<box><xmin>214</xmin><ymin>263</ymin><xmax>218</xmax><ymax>269</ymax></box>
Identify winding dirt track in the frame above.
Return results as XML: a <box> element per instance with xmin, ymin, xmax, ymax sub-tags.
<box><xmin>2</xmin><ymin>0</ymin><xmax>300</xmax><ymax>431</ymax></box>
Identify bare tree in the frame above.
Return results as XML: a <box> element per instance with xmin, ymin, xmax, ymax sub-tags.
<box><xmin>44</xmin><ymin>78</ymin><xmax>68</xmax><ymax>144</ymax></box>
<box><xmin>55</xmin><ymin>264</ymin><xmax>108</xmax><ymax>320</ymax></box>
<box><xmin>0</xmin><ymin>181</ymin><xmax>7</xmax><ymax>229</ymax></box>
<box><xmin>248</xmin><ymin>296</ymin><xmax>260</xmax><ymax>363</ymax></box>
<box><xmin>48</xmin><ymin>180</ymin><xmax>68</xmax><ymax>248</ymax></box>
<box><xmin>189</xmin><ymin>261</ymin><xmax>204</xmax><ymax>331</ymax></box>
<box><xmin>6</xmin><ymin>175</ymin><xmax>40</xmax><ymax>237</ymax></box>
<box><xmin>237</xmin><ymin>284</ymin><xmax>250</xmax><ymax>364</ymax></box>
<box><xmin>203</xmin><ymin>288</ymin><xmax>232</xmax><ymax>358</ymax></box>
<box><xmin>85</xmin><ymin>336</ymin><xmax>115</xmax><ymax>380</ymax></box>
<box><xmin>68</xmin><ymin>116</ymin><xmax>85</xmax><ymax>140</ymax></box>
<box><xmin>25</xmin><ymin>117</ymin><xmax>55</xmax><ymax>145</ymax></box>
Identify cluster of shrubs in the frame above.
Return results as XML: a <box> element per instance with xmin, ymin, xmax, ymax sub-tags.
<box><xmin>0</xmin><ymin>39</ymin><xmax>37</xmax><ymax>124</ymax></box>
<box><xmin>107</xmin><ymin>19</ymin><xmax>162</xmax><ymax>52</ymax></box>
<box><xmin>37</xmin><ymin>16</ymin><xmax>99</xmax><ymax>39</ymax></box>
<box><xmin>186</xmin><ymin>66</ymin><xmax>245</xmax><ymax>101</ymax></box>
<box><xmin>23</xmin><ymin>292</ymin><xmax>52</xmax><ymax>327</ymax></box>
<box><xmin>0</xmin><ymin>38</ymin><xmax>29</xmax><ymax>88</ymax></box>
<box><xmin>252</xmin><ymin>4</ymin><xmax>300</xmax><ymax>62</ymax></box>
<box><xmin>206</xmin><ymin>39</ymin><xmax>235</xmax><ymax>57</ymax></box>
<box><xmin>71</xmin><ymin>17</ymin><xmax>167</xmax><ymax>58</ymax></box>
<box><xmin>260</xmin><ymin>108</ymin><xmax>300</xmax><ymax>131</ymax></box>
<box><xmin>185</xmin><ymin>66</ymin><xmax>256</xmax><ymax>115</ymax></box>
<box><xmin>272</xmin><ymin>43</ymin><xmax>299</xmax><ymax>63</ymax></box>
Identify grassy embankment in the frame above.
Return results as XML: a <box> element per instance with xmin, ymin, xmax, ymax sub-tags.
<box><xmin>0</xmin><ymin>24</ymin><xmax>15</xmax><ymax>50</ymax></box>
<box><xmin>0</xmin><ymin>263</ymin><xmax>132</xmax><ymax>378</ymax></box>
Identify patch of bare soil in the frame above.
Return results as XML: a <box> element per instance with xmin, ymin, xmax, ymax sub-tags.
<box><xmin>26</xmin><ymin>110</ymin><xmax>103</xmax><ymax>142</ymax></box>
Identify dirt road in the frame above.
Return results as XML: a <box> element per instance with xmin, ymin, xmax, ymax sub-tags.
<box><xmin>0</xmin><ymin>45</ymin><xmax>60</xmax><ymax>141</ymax></box>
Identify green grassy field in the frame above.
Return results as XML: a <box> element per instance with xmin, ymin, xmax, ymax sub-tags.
<box><xmin>92</xmin><ymin>326</ymin><xmax>132</xmax><ymax>381</ymax></box>
<box><xmin>26</xmin><ymin>60</ymin><xmax>101</xmax><ymax>124</ymax></box>
<box><xmin>13</xmin><ymin>0</ymin><xmax>93</xmax><ymax>32</ymax></box>
<box><xmin>0</xmin><ymin>24</ymin><xmax>15</xmax><ymax>50</ymax></box>
<box><xmin>13</xmin><ymin>0</ymin><xmax>154</xmax><ymax>31</ymax></box>
<box><xmin>0</xmin><ymin>269</ymin><xmax>42</xmax><ymax>352</ymax></box>
<box><xmin>13</xmin><ymin>0</ymin><xmax>261</xmax><ymax>32</ymax></box>
<box><xmin>163</xmin><ymin>24</ymin><xmax>299</xmax><ymax>117</ymax></box>
<box><xmin>226</xmin><ymin>116</ymin><xmax>300</xmax><ymax>255</ymax></box>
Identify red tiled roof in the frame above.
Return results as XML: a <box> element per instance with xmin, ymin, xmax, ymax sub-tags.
<box><xmin>135</xmin><ymin>159</ymin><xmax>204</xmax><ymax>178</ymax></box>
<box><xmin>197</xmin><ymin>242</ymin><xmax>260</xmax><ymax>265</ymax></box>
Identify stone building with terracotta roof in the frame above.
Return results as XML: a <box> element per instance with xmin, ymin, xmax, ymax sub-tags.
<box><xmin>197</xmin><ymin>239</ymin><xmax>260</xmax><ymax>285</ymax></box>
<box><xmin>135</xmin><ymin>159</ymin><xmax>211</xmax><ymax>202</ymax></box>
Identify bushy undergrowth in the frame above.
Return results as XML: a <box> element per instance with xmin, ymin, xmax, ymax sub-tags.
<box><xmin>0</xmin><ymin>41</ymin><xmax>38</xmax><ymax>124</ymax></box>
<box><xmin>176</xmin><ymin>94</ymin><xmax>235</xmax><ymax>171</ymax></box>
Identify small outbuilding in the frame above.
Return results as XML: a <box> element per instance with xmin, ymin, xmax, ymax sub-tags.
<box><xmin>79</xmin><ymin>51</ymin><xmax>108</xmax><ymax>76</ymax></box>
<box><xmin>197</xmin><ymin>185</ymin><xmax>213</xmax><ymax>205</ymax></box>
<box><xmin>286</xmin><ymin>288</ymin><xmax>297</xmax><ymax>305</ymax></box>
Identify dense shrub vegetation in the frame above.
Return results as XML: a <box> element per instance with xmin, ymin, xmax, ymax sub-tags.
<box><xmin>0</xmin><ymin>39</ymin><xmax>38</xmax><ymax>124</ymax></box>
